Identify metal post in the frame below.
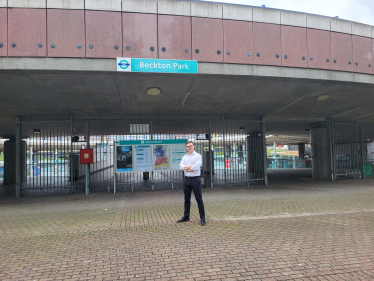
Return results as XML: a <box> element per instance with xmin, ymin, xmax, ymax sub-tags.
<box><xmin>261</xmin><ymin>117</ymin><xmax>268</xmax><ymax>185</ymax></box>
<box><xmin>223</xmin><ymin>116</ymin><xmax>226</xmax><ymax>187</ymax></box>
<box><xmin>70</xmin><ymin>116</ymin><xmax>74</xmax><ymax>193</ymax></box>
<box><xmin>113</xmin><ymin>141</ymin><xmax>116</xmax><ymax>194</ymax></box>
<box><xmin>327</xmin><ymin>118</ymin><xmax>335</xmax><ymax>181</ymax></box>
<box><xmin>360</xmin><ymin>124</ymin><xmax>365</xmax><ymax>178</ymax></box>
<box><xmin>16</xmin><ymin>117</ymin><xmax>21</xmax><ymax>198</ymax></box>
<box><xmin>114</xmin><ymin>173</ymin><xmax>117</xmax><ymax>194</ymax></box>
<box><xmin>209</xmin><ymin>121</ymin><xmax>213</xmax><ymax>188</ymax></box>
<box><xmin>150</xmin><ymin>120</ymin><xmax>154</xmax><ymax>190</ymax></box>
<box><xmin>85</xmin><ymin>121</ymin><xmax>90</xmax><ymax>195</ymax></box>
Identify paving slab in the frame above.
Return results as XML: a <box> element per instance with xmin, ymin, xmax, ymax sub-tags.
<box><xmin>0</xmin><ymin>169</ymin><xmax>374</xmax><ymax>280</ymax></box>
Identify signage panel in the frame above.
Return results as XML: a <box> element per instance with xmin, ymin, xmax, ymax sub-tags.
<box><xmin>171</xmin><ymin>144</ymin><xmax>186</xmax><ymax>170</ymax></box>
<box><xmin>115</xmin><ymin>139</ymin><xmax>187</xmax><ymax>173</ymax></box>
<box><xmin>117</xmin><ymin>58</ymin><xmax>198</xmax><ymax>74</ymax></box>
<box><xmin>116</xmin><ymin>145</ymin><xmax>133</xmax><ymax>172</ymax></box>
<box><xmin>134</xmin><ymin>145</ymin><xmax>152</xmax><ymax>172</ymax></box>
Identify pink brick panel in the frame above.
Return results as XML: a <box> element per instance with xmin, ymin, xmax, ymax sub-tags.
<box><xmin>8</xmin><ymin>8</ymin><xmax>46</xmax><ymax>57</ymax></box>
<box><xmin>307</xmin><ymin>29</ymin><xmax>332</xmax><ymax>70</ymax></box>
<box><xmin>123</xmin><ymin>13</ymin><xmax>157</xmax><ymax>59</ymax></box>
<box><xmin>281</xmin><ymin>25</ymin><xmax>307</xmax><ymax>68</ymax></box>
<box><xmin>331</xmin><ymin>32</ymin><xmax>353</xmax><ymax>72</ymax></box>
<box><xmin>86</xmin><ymin>10</ymin><xmax>122</xmax><ymax>58</ymax></box>
<box><xmin>192</xmin><ymin>17</ymin><xmax>223</xmax><ymax>63</ymax></box>
<box><xmin>352</xmin><ymin>35</ymin><xmax>372</xmax><ymax>74</ymax></box>
<box><xmin>47</xmin><ymin>9</ymin><xmax>85</xmax><ymax>58</ymax></box>
<box><xmin>0</xmin><ymin>8</ymin><xmax>6</xmax><ymax>56</ymax></box>
<box><xmin>253</xmin><ymin>22</ymin><xmax>281</xmax><ymax>66</ymax></box>
<box><xmin>223</xmin><ymin>20</ymin><xmax>253</xmax><ymax>64</ymax></box>
<box><xmin>158</xmin><ymin>15</ymin><xmax>191</xmax><ymax>60</ymax></box>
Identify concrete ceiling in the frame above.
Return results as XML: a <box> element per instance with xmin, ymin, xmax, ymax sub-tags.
<box><xmin>1</xmin><ymin>69</ymin><xmax>374</xmax><ymax>144</ymax></box>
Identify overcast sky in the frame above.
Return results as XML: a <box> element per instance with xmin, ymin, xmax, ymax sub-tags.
<box><xmin>204</xmin><ymin>0</ymin><xmax>374</xmax><ymax>26</ymax></box>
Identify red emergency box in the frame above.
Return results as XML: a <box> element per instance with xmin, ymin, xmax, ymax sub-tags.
<box><xmin>80</xmin><ymin>149</ymin><xmax>94</xmax><ymax>164</ymax></box>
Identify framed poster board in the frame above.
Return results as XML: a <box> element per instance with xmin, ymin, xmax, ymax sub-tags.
<box><xmin>116</xmin><ymin>145</ymin><xmax>133</xmax><ymax>172</ymax></box>
<box><xmin>153</xmin><ymin>144</ymin><xmax>169</xmax><ymax>171</ymax></box>
<box><xmin>114</xmin><ymin>139</ymin><xmax>186</xmax><ymax>173</ymax></box>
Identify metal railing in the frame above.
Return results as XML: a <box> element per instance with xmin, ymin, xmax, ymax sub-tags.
<box><xmin>17</xmin><ymin>115</ymin><xmax>266</xmax><ymax>196</ymax></box>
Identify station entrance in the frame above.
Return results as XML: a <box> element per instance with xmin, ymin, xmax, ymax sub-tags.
<box><xmin>15</xmin><ymin>115</ymin><xmax>266</xmax><ymax>197</ymax></box>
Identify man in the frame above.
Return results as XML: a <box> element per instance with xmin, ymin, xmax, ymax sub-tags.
<box><xmin>178</xmin><ymin>141</ymin><xmax>206</xmax><ymax>226</ymax></box>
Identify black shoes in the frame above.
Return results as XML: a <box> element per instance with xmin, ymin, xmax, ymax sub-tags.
<box><xmin>177</xmin><ymin>217</ymin><xmax>206</xmax><ymax>226</ymax></box>
<box><xmin>177</xmin><ymin>217</ymin><xmax>190</xmax><ymax>223</ymax></box>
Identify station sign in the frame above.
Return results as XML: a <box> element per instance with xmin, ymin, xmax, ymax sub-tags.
<box><xmin>117</xmin><ymin>58</ymin><xmax>198</xmax><ymax>74</ymax></box>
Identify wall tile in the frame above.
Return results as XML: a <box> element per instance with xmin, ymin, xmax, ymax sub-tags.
<box><xmin>281</xmin><ymin>11</ymin><xmax>306</xmax><ymax>27</ymax></box>
<box><xmin>223</xmin><ymin>20</ymin><xmax>253</xmax><ymax>64</ymax></box>
<box><xmin>0</xmin><ymin>8</ymin><xmax>7</xmax><ymax>56</ymax></box>
<box><xmin>123</xmin><ymin>13</ymin><xmax>157</xmax><ymax>59</ymax></box>
<box><xmin>192</xmin><ymin>17</ymin><xmax>223</xmax><ymax>63</ymax></box>
<box><xmin>158</xmin><ymin>15</ymin><xmax>191</xmax><ymax>60</ymax></box>
<box><xmin>331</xmin><ymin>18</ymin><xmax>351</xmax><ymax>34</ymax></box>
<box><xmin>8</xmin><ymin>8</ymin><xmax>46</xmax><ymax>57</ymax></box>
<box><xmin>253</xmin><ymin>7</ymin><xmax>280</xmax><ymax>24</ymax></box>
<box><xmin>281</xmin><ymin>25</ymin><xmax>307</xmax><ymax>68</ymax></box>
<box><xmin>253</xmin><ymin>22</ymin><xmax>281</xmax><ymax>66</ymax></box>
<box><xmin>306</xmin><ymin>14</ymin><xmax>330</xmax><ymax>31</ymax></box>
<box><xmin>86</xmin><ymin>10</ymin><xmax>122</xmax><ymax>58</ymax></box>
<box><xmin>351</xmin><ymin>22</ymin><xmax>371</xmax><ymax>38</ymax></box>
<box><xmin>85</xmin><ymin>0</ymin><xmax>121</xmax><ymax>11</ymax></box>
<box><xmin>47</xmin><ymin>9</ymin><xmax>85</xmax><ymax>58</ymax></box>
<box><xmin>191</xmin><ymin>1</ymin><xmax>222</xmax><ymax>19</ymax></box>
<box><xmin>47</xmin><ymin>0</ymin><xmax>85</xmax><ymax>9</ymax></box>
<box><xmin>158</xmin><ymin>0</ymin><xmax>191</xmax><ymax>16</ymax></box>
<box><xmin>307</xmin><ymin>29</ymin><xmax>332</xmax><ymax>70</ymax></box>
<box><xmin>223</xmin><ymin>4</ymin><xmax>252</xmax><ymax>21</ymax></box>
<box><xmin>352</xmin><ymin>35</ymin><xmax>372</xmax><ymax>74</ymax></box>
<box><xmin>8</xmin><ymin>0</ymin><xmax>46</xmax><ymax>8</ymax></box>
<box><xmin>331</xmin><ymin>32</ymin><xmax>353</xmax><ymax>72</ymax></box>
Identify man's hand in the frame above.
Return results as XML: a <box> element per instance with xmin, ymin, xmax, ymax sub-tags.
<box><xmin>186</xmin><ymin>169</ymin><xmax>194</xmax><ymax>172</ymax></box>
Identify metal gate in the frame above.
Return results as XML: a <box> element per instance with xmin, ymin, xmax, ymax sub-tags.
<box><xmin>329</xmin><ymin>119</ymin><xmax>365</xmax><ymax>180</ymax></box>
<box><xmin>16</xmin><ymin>115</ymin><xmax>266</xmax><ymax>197</ymax></box>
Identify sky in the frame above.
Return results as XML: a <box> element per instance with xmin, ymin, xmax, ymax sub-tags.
<box><xmin>204</xmin><ymin>0</ymin><xmax>374</xmax><ymax>26</ymax></box>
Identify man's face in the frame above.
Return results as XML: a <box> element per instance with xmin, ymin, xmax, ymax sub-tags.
<box><xmin>186</xmin><ymin>143</ymin><xmax>194</xmax><ymax>153</ymax></box>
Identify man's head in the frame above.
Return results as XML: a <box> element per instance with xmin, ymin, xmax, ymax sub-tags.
<box><xmin>186</xmin><ymin>141</ymin><xmax>195</xmax><ymax>154</ymax></box>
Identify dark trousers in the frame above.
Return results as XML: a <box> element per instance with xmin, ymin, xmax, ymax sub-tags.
<box><xmin>183</xmin><ymin>177</ymin><xmax>205</xmax><ymax>219</ymax></box>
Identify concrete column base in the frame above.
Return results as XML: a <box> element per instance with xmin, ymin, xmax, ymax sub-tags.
<box><xmin>311</xmin><ymin>128</ymin><xmax>332</xmax><ymax>180</ymax></box>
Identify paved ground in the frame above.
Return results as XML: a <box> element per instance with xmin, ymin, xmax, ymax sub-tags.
<box><xmin>1</xmin><ymin>169</ymin><xmax>374</xmax><ymax>280</ymax></box>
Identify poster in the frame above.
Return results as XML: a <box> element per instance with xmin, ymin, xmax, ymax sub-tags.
<box><xmin>134</xmin><ymin>145</ymin><xmax>152</xmax><ymax>171</ymax></box>
<box><xmin>116</xmin><ymin>146</ymin><xmax>133</xmax><ymax>172</ymax></box>
<box><xmin>171</xmin><ymin>144</ymin><xmax>186</xmax><ymax>170</ymax></box>
<box><xmin>153</xmin><ymin>144</ymin><xmax>169</xmax><ymax>171</ymax></box>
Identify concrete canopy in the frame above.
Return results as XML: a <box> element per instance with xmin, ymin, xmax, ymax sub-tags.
<box><xmin>1</xmin><ymin>58</ymin><xmax>374</xmax><ymax>145</ymax></box>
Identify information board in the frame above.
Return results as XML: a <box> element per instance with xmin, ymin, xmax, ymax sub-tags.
<box><xmin>171</xmin><ymin>144</ymin><xmax>186</xmax><ymax>170</ymax></box>
<box><xmin>114</xmin><ymin>139</ymin><xmax>186</xmax><ymax>173</ymax></box>
<box><xmin>134</xmin><ymin>145</ymin><xmax>152</xmax><ymax>172</ymax></box>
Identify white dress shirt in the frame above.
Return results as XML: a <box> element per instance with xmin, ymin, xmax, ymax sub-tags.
<box><xmin>180</xmin><ymin>151</ymin><xmax>202</xmax><ymax>177</ymax></box>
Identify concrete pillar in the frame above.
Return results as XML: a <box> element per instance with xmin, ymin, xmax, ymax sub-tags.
<box><xmin>298</xmin><ymin>143</ymin><xmax>305</xmax><ymax>160</ymax></box>
<box><xmin>4</xmin><ymin>139</ymin><xmax>26</xmax><ymax>185</ymax></box>
<box><xmin>246</xmin><ymin>132</ymin><xmax>264</xmax><ymax>178</ymax></box>
<box><xmin>311</xmin><ymin>128</ymin><xmax>332</xmax><ymax>180</ymax></box>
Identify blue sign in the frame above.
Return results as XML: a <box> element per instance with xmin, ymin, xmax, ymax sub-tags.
<box><xmin>117</xmin><ymin>58</ymin><xmax>198</xmax><ymax>74</ymax></box>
